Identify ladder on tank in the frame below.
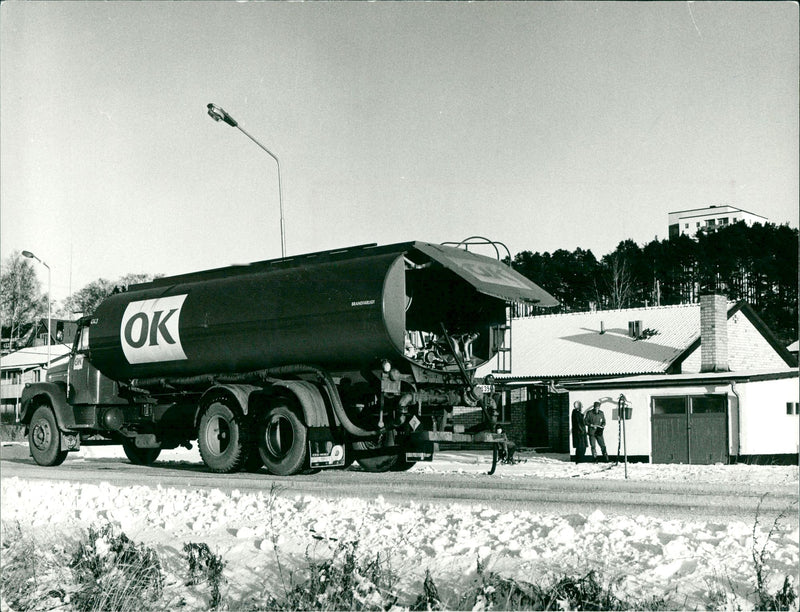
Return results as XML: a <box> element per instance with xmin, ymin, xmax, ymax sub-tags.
<box><xmin>441</xmin><ymin>236</ymin><xmax>516</xmax><ymax>376</ymax></box>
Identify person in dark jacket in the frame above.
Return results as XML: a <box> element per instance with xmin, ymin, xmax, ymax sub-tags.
<box><xmin>571</xmin><ymin>400</ymin><xmax>588</xmax><ymax>463</ymax></box>
<box><xmin>585</xmin><ymin>401</ymin><xmax>609</xmax><ymax>462</ymax></box>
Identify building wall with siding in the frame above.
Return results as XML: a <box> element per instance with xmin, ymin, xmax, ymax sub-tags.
<box><xmin>681</xmin><ymin>311</ymin><xmax>787</xmax><ymax>372</ymax></box>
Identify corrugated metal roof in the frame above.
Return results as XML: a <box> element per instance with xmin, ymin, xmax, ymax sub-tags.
<box><xmin>0</xmin><ymin>346</ymin><xmax>71</xmax><ymax>369</ymax></box>
<box><xmin>479</xmin><ymin>303</ymin><xmax>715</xmax><ymax>380</ymax></box>
<box><xmin>564</xmin><ymin>368</ymin><xmax>798</xmax><ymax>389</ymax></box>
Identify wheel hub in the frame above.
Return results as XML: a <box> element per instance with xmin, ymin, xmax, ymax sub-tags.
<box><xmin>206</xmin><ymin>416</ymin><xmax>230</xmax><ymax>455</ymax></box>
<box><xmin>32</xmin><ymin>421</ymin><xmax>52</xmax><ymax>451</ymax></box>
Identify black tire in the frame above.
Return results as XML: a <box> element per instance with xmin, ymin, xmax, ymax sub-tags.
<box><xmin>257</xmin><ymin>402</ymin><xmax>308</xmax><ymax>476</ymax></box>
<box><xmin>198</xmin><ymin>398</ymin><xmax>252</xmax><ymax>473</ymax></box>
<box><xmin>390</xmin><ymin>458</ymin><xmax>417</xmax><ymax>472</ymax></box>
<box><xmin>352</xmin><ymin>439</ymin><xmax>399</xmax><ymax>473</ymax></box>
<box><xmin>28</xmin><ymin>405</ymin><xmax>68</xmax><ymax>467</ymax></box>
<box><xmin>122</xmin><ymin>440</ymin><xmax>162</xmax><ymax>466</ymax></box>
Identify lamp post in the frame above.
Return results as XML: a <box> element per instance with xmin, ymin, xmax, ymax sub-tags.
<box><xmin>206</xmin><ymin>103</ymin><xmax>286</xmax><ymax>259</ymax></box>
<box><xmin>21</xmin><ymin>250</ymin><xmax>51</xmax><ymax>370</ymax></box>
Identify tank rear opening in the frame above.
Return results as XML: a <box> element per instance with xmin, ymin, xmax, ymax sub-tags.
<box><xmin>401</xmin><ymin>256</ymin><xmax>508</xmax><ymax>372</ymax></box>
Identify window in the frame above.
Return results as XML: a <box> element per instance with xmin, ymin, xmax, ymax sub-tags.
<box><xmin>1</xmin><ymin>371</ymin><xmax>21</xmax><ymax>385</ymax></box>
<box><xmin>684</xmin><ymin>223</ymin><xmax>689</xmax><ymax>229</ymax></box>
<box><xmin>653</xmin><ymin>394</ymin><xmax>727</xmax><ymax>415</ymax></box>
<box><xmin>496</xmin><ymin>392</ymin><xmax>509</xmax><ymax>423</ymax></box>
<box><xmin>653</xmin><ymin>396</ymin><xmax>687</xmax><ymax>415</ymax></box>
<box><xmin>77</xmin><ymin>327</ymin><xmax>90</xmax><ymax>352</ymax></box>
<box><xmin>706</xmin><ymin>219</ymin><xmax>716</xmax><ymax>227</ymax></box>
<box><xmin>787</xmin><ymin>402</ymin><xmax>799</xmax><ymax>415</ymax></box>
<box><xmin>496</xmin><ymin>387</ymin><xmax>529</xmax><ymax>424</ymax></box>
<box><xmin>719</xmin><ymin>217</ymin><xmax>728</xmax><ymax>225</ymax></box>
<box><xmin>696</xmin><ymin>222</ymin><xmax>701</xmax><ymax>228</ymax></box>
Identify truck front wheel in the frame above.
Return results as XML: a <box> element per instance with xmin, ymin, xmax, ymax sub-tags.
<box><xmin>198</xmin><ymin>399</ymin><xmax>252</xmax><ymax>473</ymax></box>
<box><xmin>28</xmin><ymin>405</ymin><xmax>68</xmax><ymax>467</ymax></box>
<box><xmin>257</xmin><ymin>403</ymin><xmax>308</xmax><ymax>476</ymax></box>
<box><xmin>122</xmin><ymin>440</ymin><xmax>162</xmax><ymax>466</ymax></box>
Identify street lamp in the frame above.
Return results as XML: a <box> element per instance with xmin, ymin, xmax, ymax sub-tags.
<box><xmin>21</xmin><ymin>250</ymin><xmax>51</xmax><ymax>371</ymax></box>
<box><xmin>206</xmin><ymin>103</ymin><xmax>286</xmax><ymax>259</ymax></box>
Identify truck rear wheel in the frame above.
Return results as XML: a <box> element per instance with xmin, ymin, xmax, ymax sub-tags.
<box><xmin>198</xmin><ymin>399</ymin><xmax>252</xmax><ymax>473</ymax></box>
<box><xmin>352</xmin><ymin>439</ymin><xmax>399</xmax><ymax>473</ymax></box>
<box><xmin>390</xmin><ymin>458</ymin><xmax>417</xmax><ymax>472</ymax></box>
<box><xmin>28</xmin><ymin>405</ymin><xmax>68</xmax><ymax>467</ymax></box>
<box><xmin>257</xmin><ymin>403</ymin><xmax>308</xmax><ymax>476</ymax></box>
<box><xmin>122</xmin><ymin>440</ymin><xmax>162</xmax><ymax>466</ymax></box>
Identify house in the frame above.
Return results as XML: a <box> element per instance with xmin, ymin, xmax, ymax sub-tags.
<box><xmin>474</xmin><ymin>294</ymin><xmax>797</xmax><ymax>463</ymax></box>
<box><xmin>566</xmin><ymin>369</ymin><xmax>798</xmax><ymax>465</ymax></box>
<box><xmin>0</xmin><ymin>317</ymin><xmax>78</xmax><ymax>423</ymax></box>
<box><xmin>0</xmin><ymin>345</ymin><xmax>71</xmax><ymax>423</ymax></box>
<box><xmin>668</xmin><ymin>205</ymin><xmax>767</xmax><ymax>239</ymax></box>
<box><xmin>1</xmin><ymin>318</ymin><xmax>78</xmax><ymax>355</ymax></box>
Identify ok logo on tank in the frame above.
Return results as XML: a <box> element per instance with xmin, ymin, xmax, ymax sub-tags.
<box><xmin>120</xmin><ymin>295</ymin><xmax>188</xmax><ymax>364</ymax></box>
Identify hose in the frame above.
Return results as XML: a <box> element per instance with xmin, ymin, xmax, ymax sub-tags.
<box><xmin>260</xmin><ymin>364</ymin><xmax>380</xmax><ymax>438</ymax></box>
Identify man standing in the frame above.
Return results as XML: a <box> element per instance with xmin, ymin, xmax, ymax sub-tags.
<box><xmin>586</xmin><ymin>401</ymin><xmax>608</xmax><ymax>462</ymax></box>
<box><xmin>571</xmin><ymin>400</ymin><xmax>588</xmax><ymax>463</ymax></box>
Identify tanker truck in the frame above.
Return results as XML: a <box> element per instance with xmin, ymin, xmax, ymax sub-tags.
<box><xmin>20</xmin><ymin>240</ymin><xmax>556</xmax><ymax>476</ymax></box>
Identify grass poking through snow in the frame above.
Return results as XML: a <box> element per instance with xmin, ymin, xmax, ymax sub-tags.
<box><xmin>1</xmin><ymin>517</ymin><xmax>797</xmax><ymax>611</ymax></box>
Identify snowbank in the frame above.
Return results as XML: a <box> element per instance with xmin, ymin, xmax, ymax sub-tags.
<box><xmin>2</xmin><ymin>445</ymin><xmax>798</xmax><ymax>610</ymax></box>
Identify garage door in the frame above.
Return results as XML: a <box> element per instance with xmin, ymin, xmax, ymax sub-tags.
<box><xmin>689</xmin><ymin>395</ymin><xmax>728</xmax><ymax>464</ymax></box>
<box><xmin>652</xmin><ymin>397</ymin><xmax>689</xmax><ymax>463</ymax></box>
<box><xmin>651</xmin><ymin>395</ymin><xmax>728</xmax><ymax>464</ymax></box>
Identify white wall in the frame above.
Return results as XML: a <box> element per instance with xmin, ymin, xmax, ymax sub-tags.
<box><xmin>736</xmin><ymin>377</ymin><xmax>799</xmax><ymax>455</ymax></box>
<box><xmin>569</xmin><ymin>377</ymin><xmax>799</xmax><ymax>461</ymax></box>
<box><xmin>570</xmin><ymin>388</ymin><xmax>656</xmax><ymax>458</ymax></box>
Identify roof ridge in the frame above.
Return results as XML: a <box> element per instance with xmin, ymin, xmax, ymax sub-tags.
<box><xmin>514</xmin><ymin>302</ymin><xmax>699</xmax><ymax>320</ymax></box>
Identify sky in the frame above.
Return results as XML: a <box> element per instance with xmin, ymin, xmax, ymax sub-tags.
<box><xmin>1</xmin><ymin>1</ymin><xmax>797</xmax><ymax>303</ymax></box>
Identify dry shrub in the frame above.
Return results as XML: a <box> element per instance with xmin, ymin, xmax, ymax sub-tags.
<box><xmin>261</xmin><ymin>539</ymin><xmax>398</xmax><ymax>611</ymax></box>
<box><xmin>0</xmin><ymin>521</ymin><xmax>73</xmax><ymax>611</ymax></box>
<box><xmin>69</xmin><ymin>523</ymin><xmax>164</xmax><ymax>611</ymax></box>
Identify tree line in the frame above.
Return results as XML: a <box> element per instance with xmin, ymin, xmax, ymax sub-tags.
<box><xmin>510</xmin><ymin>222</ymin><xmax>798</xmax><ymax>346</ymax></box>
<box><xmin>1</xmin><ymin>221</ymin><xmax>797</xmax><ymax>348</ymax></box>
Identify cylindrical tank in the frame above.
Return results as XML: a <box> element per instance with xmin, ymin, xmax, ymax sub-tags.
<box><xmin>89</xmin><ymin>251</ymin><xmax>409</xmax><ymax>381</ymax></box>
<box><xmin>87</xmin><ymin>242</ymin><xmax>556</xmax><ymax>382</ymax></box>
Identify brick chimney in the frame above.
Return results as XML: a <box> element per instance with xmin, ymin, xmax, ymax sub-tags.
<box><xmin>700</xmin><ymin>293</ymin><xmax>729</xmax><ymax>372</ymax></box>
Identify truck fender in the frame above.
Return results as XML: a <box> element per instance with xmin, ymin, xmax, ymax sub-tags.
<box><xmin>20</xmin><ymin>382</ymin><xmax>76</xmax><ymax>430</ymax></box>
<box><xmin>194</xmin><ymin>384</ymin><xmax>261</xmax><ymax>428</ymax></box>
<box><xmin>270</xmin><ymin>379</ymin><xmax>330</xmax><ymax>428</ymax></box>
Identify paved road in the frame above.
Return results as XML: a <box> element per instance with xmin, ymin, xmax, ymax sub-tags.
<box><xmin>2</xmin><ymin>449</ymin><xmax>796</xmax><ymax>524</ymax></box>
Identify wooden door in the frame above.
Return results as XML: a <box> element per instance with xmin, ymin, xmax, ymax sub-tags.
<box><xmin>651</xmin><ymin>396</ymin><xmax>688</xmax><ymax>463</ymax></box>
<box><xmin>689</xmin><ymin>396</ymin><xmax>728</xmax><ymax>464</ymax></box>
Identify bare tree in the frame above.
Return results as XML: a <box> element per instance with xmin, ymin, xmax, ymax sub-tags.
<box><xmin>0</xmin><ymin>252</ymin><xmax>46</xmax><ymax>345</ymax></box>
<box><xmin>600</xmin><ymin>254</ymin><xmax>634</xmax><ymax>309</ymax></box>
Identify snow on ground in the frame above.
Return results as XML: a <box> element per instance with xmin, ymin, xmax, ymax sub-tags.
<box><xmin>2</xmin><ymin>445</ymin><xmax>799</xmax><ymax>610</ymax></box>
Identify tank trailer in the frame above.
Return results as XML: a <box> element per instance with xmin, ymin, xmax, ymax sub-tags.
<box><xmin>21</xmin><ymin>241</ymin><xmax>556</xmax><ymax>475</ymax></box>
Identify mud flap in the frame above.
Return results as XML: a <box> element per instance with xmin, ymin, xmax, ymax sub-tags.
<box><xmin>308</xmin><ymin>428</ymin><xmax>346</xmax><ymax>468</ymax></box>
<box><xmin>59</xmin><ymin>431</ymin><xmax>81</xmax><ymax>452</ymax></box>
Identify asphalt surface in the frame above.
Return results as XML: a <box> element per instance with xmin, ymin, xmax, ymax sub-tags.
<box><xmin>2</xmin><ymin>446</ymin><xmax>796</xmax><ymax>524</ymax></box>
